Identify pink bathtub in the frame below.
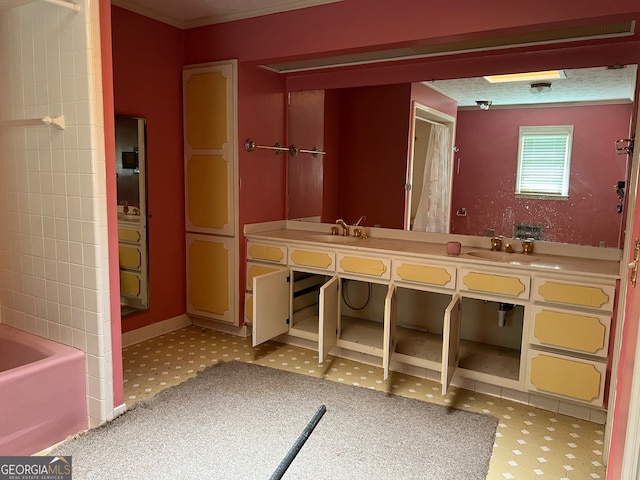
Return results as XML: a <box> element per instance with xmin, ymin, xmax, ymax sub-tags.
<box><xmin>0</xmin><ymin>324</ymin><xmax>87</xmax><ymax>455</ymax></box>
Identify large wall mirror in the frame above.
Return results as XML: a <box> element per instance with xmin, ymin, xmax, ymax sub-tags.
<box><xmin>287</xmin><ymin>64</ymin><xmax>638</xmax><ymax>248</ymax></box>
<box><xmin>115</xmin><ymin>114</ymin><xmax>149</xmax><ymax>315</ymax></box>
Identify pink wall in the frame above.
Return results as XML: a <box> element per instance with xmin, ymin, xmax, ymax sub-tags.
<box><xmin>450</xmin><ymin>104</ymin><xmax>632</xmax><ymax>246</ymax></box>
<box><xmin>323</xmin><ymin>90</ymin><xmax>341</xmax><ymax>222</ymax></box>
<box><xmin>111</xmin><ymin>7</ymin><xmax>186</xmax><ymax>333</ymax></box>
<box><xmin>185</xmin><ymin>0</ymin><xmax>638</xmax><ymax>66</ymax></box>
<box><xmin>336</xmin><ymin>84</ymin><xmax>412</xmax><ymax>229</ymax></box>
<box><xmin>288</xmin><ymin>90</ymin><xmax>325</xmax><ymax>220</ymax></box>
<box><xmin>411</xmin><ymin>83</ymin><xmax>458</xmax><ymax>119</ymax></box>
<box><xmin>236</xmin><ymin>62</ymin><xmax>287</xmax><ymax>320</ymax></box>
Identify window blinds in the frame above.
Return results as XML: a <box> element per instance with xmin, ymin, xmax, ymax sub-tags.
<box><xmin>516</xmin><ymin>126</ymin><xmax>573</xmax><ymax>196</ymax></box>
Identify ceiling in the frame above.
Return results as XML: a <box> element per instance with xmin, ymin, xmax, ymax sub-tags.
<box><xmin>427</xmin><ymin>65</ymin><xmax>638</xmax><ymax>108</ymax></box>
<box><xmin>3</xmin><ymin>0</ymin><xmax>635</xmax><ymax>107</ymax></box>
<box><xmin>110</xmin><ymin>0</ymin><xmax>342</xmax><ymax>28</ymax></box>
<box><xmin>105</xmin><ymin>1</ymin><xmax>638</xmax><ymax>106</ymax></box>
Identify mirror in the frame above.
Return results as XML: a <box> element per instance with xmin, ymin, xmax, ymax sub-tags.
<box><xmin>287</xmin><ymin>65</ymin><xmax>637</xmax><ymax>248</ymax></box>
<box><xmin>115</xmin><ymin>114</ymin><xmax>149</xmax><ymax>315</ymax></box>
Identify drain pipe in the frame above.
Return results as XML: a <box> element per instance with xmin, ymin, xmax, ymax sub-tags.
<box><xmin>498</xmin><ymin>303</ymin><xmax>514</xmax><ymax>328</ymax></box>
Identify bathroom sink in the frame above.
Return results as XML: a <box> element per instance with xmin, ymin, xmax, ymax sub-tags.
<box><xmin>466</xmin><ymin>250</ymin><xmax>539</xmax><ymax>264</ymax></box>
<box><xmin>305</xmin><ymin>234</ymin><xmax>362</xmax><ymax>245</ymax></box>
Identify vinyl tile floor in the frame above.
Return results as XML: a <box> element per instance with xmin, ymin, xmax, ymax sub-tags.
<box><xmin>122</xmin><ymin>326</ymin><xmax>606</xmax><ymax>480</ymax></box>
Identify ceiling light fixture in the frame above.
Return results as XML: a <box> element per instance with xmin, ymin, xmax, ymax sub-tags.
<box><xmin>484</xmin><ymin>70</ymin><xmax>566</xmax><ymax>83</ymax></box>
<box><xmin>530</xmin><ymin>82</ymin><xmax>552</xmax><ymax>94</ymax></box>
<box><xmin>476</xmin><ymin>100</ymin><xmax>492</xmax><ymax>110</ymax></box>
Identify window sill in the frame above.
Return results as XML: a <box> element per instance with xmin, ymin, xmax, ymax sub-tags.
<box><xmin>515</xmin><ymin>193</ymin><xmax>568</xmax><ymax>201</ymax></box>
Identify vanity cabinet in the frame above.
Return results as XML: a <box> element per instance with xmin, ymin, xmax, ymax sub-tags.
<box><xmin>244</xmin><ymin>225</ymin><xmax>620</xmax><ymax>414</ymax></box>
<box><xmin>247</xmin><ymin>241</ymin><xmax>340</xmax><ymax>362</ymax></box>
<box><xmin>118</xmin><ymin>223</ymin><xmax>148</xmax><ymax>309</ymax></box>
<box><xmin>526</xmin><ymin>276</ymin><xmax>615</xmax><ymax>406</ymax></box>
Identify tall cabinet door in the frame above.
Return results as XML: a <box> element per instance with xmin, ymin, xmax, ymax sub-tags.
<box><xmin>318</xmin><ymin>276</ymin><xmax>339</xmax><ymax>363</ymax></box>
<box><xmin>441</xmin><ymin>294</ymin><xmax>461</xmax><ymax>395</ymax></box>
<box><xmin>183</xmin><ymin>61</ymin><xmax>238</xmax><ymax>325</ymax></box>
<box><xmin>183</xmin><ymin>61</ymin><xmax>237</xmax><ymax>236</ymax></box>
<box><xmin>186</xmin><ymin>233</ymin><xmax>235</xmax><ymax>324</ymax></box>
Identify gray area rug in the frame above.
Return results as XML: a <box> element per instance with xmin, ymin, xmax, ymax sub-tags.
<box><xmin>53</xmin><ymin>361</ymin><xmax>497</xmax><ymax>479</ymax></box>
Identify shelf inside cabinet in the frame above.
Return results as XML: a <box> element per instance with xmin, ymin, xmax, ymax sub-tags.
<box><xmin>458</xmin><ymin>339</ymin><xmax>520</xmax><ymax>380</ymax></box>
<box><xmin>338</xmin><ymin>315</ymin><xmax>384</xmax><ymax>356</ymax></box>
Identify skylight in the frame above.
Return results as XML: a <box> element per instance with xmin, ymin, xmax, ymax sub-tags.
<box><xmin>484</xmin><ymin>70</ymin><xmax>567</xmax><ymax>83</ymax></box>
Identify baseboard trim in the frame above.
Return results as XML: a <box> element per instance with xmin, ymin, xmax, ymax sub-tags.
<box><xmin>121</xmin><ymin>314</ymin><xmax>192</xmax><ymax>347</ymax></box>
<box><xmin>113</xmin><ymin>403</ymin><xmax>127</xmax><ymax>418</ymax></box>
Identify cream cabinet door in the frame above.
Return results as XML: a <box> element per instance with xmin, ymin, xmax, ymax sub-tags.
<box><xmin>252</xmin><ymin>268</ymin><xmax>290</xmax><ymax>347</ymax></box>
<box><xmin>183</xmin><ymin>61</ymin><xmax>237</xmax><ymax>236</ymax></box>
<box><xmin>441</xmin><ymin>294</ymin><xmax>461</xmax><ymax>395</ymax></box>
<box><xmin>383</xmin><ymin>284</ymin><xmax>397</xmax><ymax>380</ymax></box>
<box><xmin>186</xmin><ymin>233</ymin><xmax>235</xmax><ymax>324</ymax></box>
<box><xmin>318</xmin><ymin>276</ymin><xmax>339</xmax><ymax>363</ymax></box>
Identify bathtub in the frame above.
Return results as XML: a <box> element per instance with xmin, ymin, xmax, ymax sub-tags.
<box><xmin>0</xmin><ymin>324</ymin><xmax>87</xmax><ymax>455</ymax></box>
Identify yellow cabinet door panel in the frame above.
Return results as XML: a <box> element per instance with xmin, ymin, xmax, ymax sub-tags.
<box><xmin>527</xmin><ymin>351</ymin><xmax>605</xmax><ymax>405</ymax></box>
<box><xmin>186</xmin><ymin>234</ymin><xmax>235</xmax><ymax>324</ymax></box>
<box><xmin>460</xmin><ymin>270</ymin><xmax>529</xmax><ymax>299</ymax></box>
<box><xmin>183</xmin><ymin>61</ymin><xmax>237</xmax><ymax>237</ymax></box>
<box><xmin>535</xmin><ymin>280</ymin><xmax>613</xmax><ymax>310</ymax></box>
<box><xmin>246</xmin><ymin>263</ymin><xmax>284</xmax><ymax>291</ymax></box>
<box><xmin>290</xmin><ymin>249</ymin><xmax>335</xmax><ymax>271</ymax></box>
<box><xmin>186</xmin><ymin>154</ymin><xmax>231</xmax><ymax>231</ymax></box>
<box><xmin>531</xmin><ymin>307</ymin><xmax>609</xmax><ymax>356</ymax></box>
<box><xmin>247</xmin><ymin>242</ymin><xmax>287</xmax><ymax>264</ymax></box>
<box><xmin>118</xmin><ymin>228</ymin><xmax>141</xmax><ymax>243</ymax></box>
<box><xmin>120</xmin><ymin>271</ymin><xmax>141</xmax><ymax>298</ymax></box>
<box><xmin>118</xmin><ymin>244</ymin><xmax>142</xmax><ymax>270</ymax></box>
<box><xmin>338</xmin><ymin>254</ymin><xmax>390</xmax><ymax>279</ymax></box>
<box><xmin>184</xmin><ymin>70</ymin><xmax>229</xmax><ymax>151</ymax></box>
<box><xmin>395</xmin><ymin>262</ymin><xmax>454</xmax><ymax>288</ymax></box>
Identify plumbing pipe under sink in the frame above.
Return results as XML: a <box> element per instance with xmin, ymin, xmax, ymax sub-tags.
<box><xmin>498</xmin><ymin>303</ymin><xmax>514</xmax><ymax>327</ymax></box>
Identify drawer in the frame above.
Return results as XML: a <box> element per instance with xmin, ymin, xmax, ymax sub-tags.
<box><xmin>526</xmin><ymin>350</ymin><xmax>606</xmax><ymax>406</ymax></box>
<box><xmin>118</xmin><ymin>227</ymin><xmax>142</xmax><ymax>243</ymax></box>
<box><xmin>529</xmin><ymin>305</ymin><xmax>610</xmax><ymax>357</ymax></box>
<box><xmin>246</xmin><ymin>262</ymin><xmax>288</xmax><ymax>292</ymax></box>
<box><xmin>337</xmin><ymin>253</ymin><xmax>391</xmax><ymax>280</ymax></box>
<box><xmin>120</xmin><ymin>270</ymin><xmax>142</xmax><ymax>298</ymax></box>
<box><xmin>119</xmin><ymin>244</ymin><xmax>143</xmax><ymax>270</ymax></box>
<box><xmin>532</xmin><ymin>278</ymin><xmax>616</xmax><ymax>311</ymax></box>
<box><xmin>246</xmin><ymin>241</ymin><xmax>287</xmax><ymax>265</ymax></box>
<box><xmin>458</xmin><ymin>268</ymin><xmax>530</xmax><ymax>300</ymax></box>
<box><xmin>393</xmin><ymin>259</ymin><xmax>456</xmax><ymax>290</ymax></box>
<box><xmin>289</xmin><ymin>247</ymin><xmax>336</xmax><ymax>272</ymax></box>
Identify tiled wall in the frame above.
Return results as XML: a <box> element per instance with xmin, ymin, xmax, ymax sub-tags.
<box><xmin>0</xmin><ymin>0</ymin><xmax>113</xmax><ymax>427</ymax></box>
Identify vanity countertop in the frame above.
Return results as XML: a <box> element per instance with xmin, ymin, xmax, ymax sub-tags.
<box><xmin>245</xmin><ymin>225</ymin><xmax>622</xmax><ymax>279</ymax></box>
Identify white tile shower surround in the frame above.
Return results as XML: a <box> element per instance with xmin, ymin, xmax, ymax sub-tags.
<box><xmin>123</xmin><ymin>326</ymin><xmax>607</xmax><ymax>480</ymax></box>
<box><xmin>0</xmin><ymin>0</ymin><xmax>113</xmax><ymax>426</ymax></box>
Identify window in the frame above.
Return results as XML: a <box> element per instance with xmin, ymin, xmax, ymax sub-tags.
<box><xmin>516</xmin><ymin>125</ymin><xmax>573</xmax><ymax>197</ymax></box>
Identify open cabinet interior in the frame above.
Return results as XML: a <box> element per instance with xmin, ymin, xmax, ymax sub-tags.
<box><xmin>457</xmin><ymin>298</ymin><xmax>524</xmax><ymax>380</ymax></box>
